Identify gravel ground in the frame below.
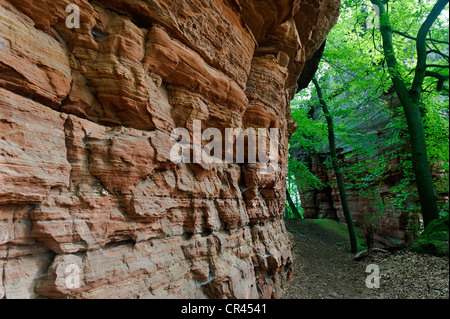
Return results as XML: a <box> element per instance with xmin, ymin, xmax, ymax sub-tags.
<box><xmin>282</xmin><ymin>220</ymin><xmax>449</xmax><ymax>299</ymax></box>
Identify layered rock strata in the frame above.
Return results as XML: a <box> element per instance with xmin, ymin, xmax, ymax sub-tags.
<box><xmin>0</xmin><ymin>0</ymin><xmax>339</xmax><ymax>298</ymax></box>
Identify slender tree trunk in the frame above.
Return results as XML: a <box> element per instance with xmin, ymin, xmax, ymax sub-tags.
<box><xmin>403</xmin><ymin>99</ymin><xmax>440</xmax><ymax>227</ymax></box>
<box><xmin>313</xmin><ymin>77</ymin><xmax>359</xmax><ymax>253</ymax></box>
<box><xmin>370</xmin><ymin>0</ymin><xmax>446</xmax><ymax>227</ymax></box>
<box><xmin>286</xmin><ymin>189</ymin><xmax>302</xmax><ymax>219</ymax></box>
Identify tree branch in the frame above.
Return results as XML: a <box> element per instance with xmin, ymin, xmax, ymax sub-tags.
<box><xmin>428</xmin><ymin>31</ymin><xmax>450</xmax><ymax>61</ymax></box>
<box><xmin>425</xmin><ymin>71</ymin><xmax>449</xmax><ymax>91</ymax></box>
<box><xmin>428</xmin><ymin>30</ymin><xmax>450</xmax><ymax>45</ymax></box>
<box><xmin>427</xmin><ymin>49</ymin><xmax>449</xmax><ymax>61</ymax></box>
<box><xmin>428</xmin><ymin>38</ymin><xmax>449</xmax><ymax>45</ymax></box>
<box><xmin>392</xmin><ymin>30</ymin><xmax>417</xmax><ymax>41</ymax></box>
<box><xmin>411</xmin><ymin>0</ymin><xmax>449</xmax><ymax>99</ymax></box>
<box><xmin>425</xmin><ymin>71</ymin><xmax>449</xmax><ymax>80</ymax></box>
<box><xmin>425</xmin><ymin>64</ymin><xmax>449</xmax><ymax>69</ymax></box>
<box><xmin>370</xmin><ymin>0</ymin><xmax>410</xmax><ymax>105</ymax></box>
<box><xmin>392</xmin><ymin>29</ymin><xmax>450</xmax><ymax>45</ymax></box>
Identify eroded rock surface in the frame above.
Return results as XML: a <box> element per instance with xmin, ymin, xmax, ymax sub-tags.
<box><xmin>0</xmin><ymin>0</ymin><xmax>339</xmax><ymax>298</ymax></box>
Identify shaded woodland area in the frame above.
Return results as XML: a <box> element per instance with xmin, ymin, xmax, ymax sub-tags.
<box><xmin>285</xmin><ymin>0</ymin><xmax>449</xmax><ymax>298</ymax></box>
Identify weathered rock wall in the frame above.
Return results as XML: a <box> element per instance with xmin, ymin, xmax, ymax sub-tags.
<box><xmin>0</xmin><ymin>0</ymin><xmax>339</xmax><ymax>298</ymax></box>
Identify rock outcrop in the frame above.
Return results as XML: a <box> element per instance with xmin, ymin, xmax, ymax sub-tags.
<box><xmin>0</xmin><ymin>0</ymin><xmax>339</xmax><ymax>298</ymax></box>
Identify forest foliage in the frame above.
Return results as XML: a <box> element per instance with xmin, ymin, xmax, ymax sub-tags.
<box><xmin>287</xmin><ymin>0</ymin><xmax>449</xmax><ymax>233</ymax></box>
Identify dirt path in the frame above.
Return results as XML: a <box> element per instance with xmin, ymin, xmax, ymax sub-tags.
<box><xmin>282</xmin><ymin>219</ymin><xmax>449</xmax><ymax>299</ymax></box>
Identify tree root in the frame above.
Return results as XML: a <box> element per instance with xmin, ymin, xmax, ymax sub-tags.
<box><xmin>353</xmin><ymin>223</ymin><xmax>401</xmax><ymax>261</ymax></box>
<box><xmin>354</xmin><ymin>247</ymin><xmax>390</xmax><ymax>261</ymax></box>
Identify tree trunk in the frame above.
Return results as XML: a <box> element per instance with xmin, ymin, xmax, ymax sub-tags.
<box><xmin>369</xmin><ymin>0</ymin><xmax>445</xmax><ymax>227</ymax></box>
<box><xmin>286</xmin><ymin>189</ymin><xmax>302</xmax><ymax>219</ymax></box>
<box><xmin>313</xmin><ymin>77</ymin><xmax>359</xmax><ymax>253</ymax></box>
<box><xmin>403</xmin><ymin>99</ymin><xmax>440</xmax><ymax>227</ymax></box>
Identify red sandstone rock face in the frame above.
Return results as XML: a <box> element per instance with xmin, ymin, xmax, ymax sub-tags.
<box><xmin>0</xmin><ymin>0</ymin><xmax>339</xmax><ymax>298</ymax></box>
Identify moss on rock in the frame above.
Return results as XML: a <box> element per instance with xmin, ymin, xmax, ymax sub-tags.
<box><xmin>411</xmin><ymin>215</ymin><xmax>449</xmax><ymax>256</ymax></box>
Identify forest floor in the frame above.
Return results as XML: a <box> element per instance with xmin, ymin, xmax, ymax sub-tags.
<box><xmin>282</xmin><ymin>219</ymin><xmax>449</xmax><ymax>299</ymax></box>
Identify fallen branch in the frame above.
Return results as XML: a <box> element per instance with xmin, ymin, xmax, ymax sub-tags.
<box><xmin>354</xmin><ymin>247</ymin><xmax>390</xmax><ymax>261</ymax></box>
<box><xmin>354</xmin><ymin>223</ymin><xmax>390</xmax><ymax>261</ymax></box>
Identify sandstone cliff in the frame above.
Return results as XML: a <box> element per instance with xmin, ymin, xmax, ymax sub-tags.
<box><xmin>0</xmin><ymin>0</ymin><xmax>339</xmax><ymax>298</ymax></box>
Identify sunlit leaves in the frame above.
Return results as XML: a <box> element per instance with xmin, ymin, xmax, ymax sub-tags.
<box><xmin>288</xmin><ymin>0</ymin><xmax>449</xmax><ymax>216</ymax></box>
